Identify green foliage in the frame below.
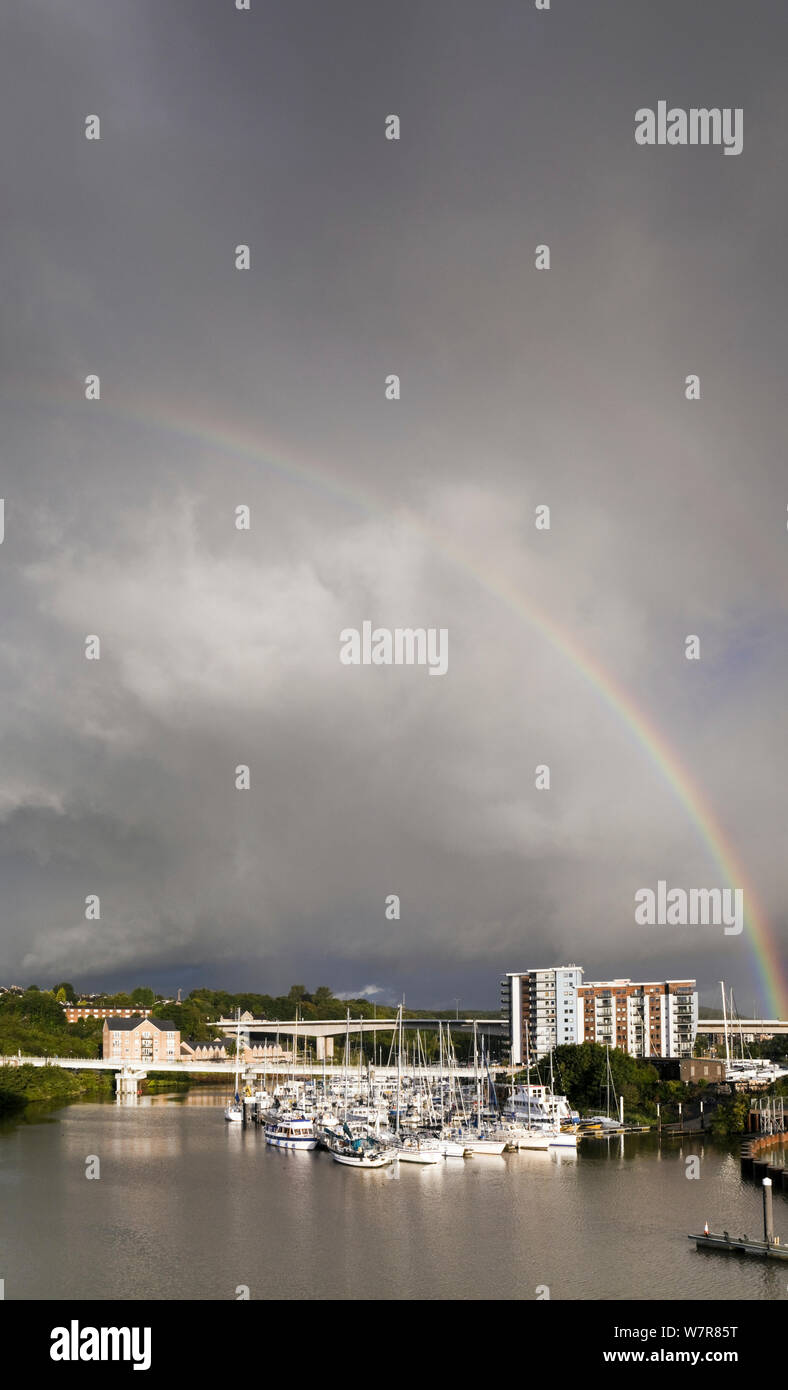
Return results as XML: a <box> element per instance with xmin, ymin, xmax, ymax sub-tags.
<box><xmin>130</xmin><ymin>986</ymin><xmax>155</xmax><ymax>1007</ymax></box>
<box><xmin>52</xmin><ymin>982</ymin><xmax>76</xmax><ymax>1001</ymax></box>
<box><xmin>708</xmin><ymin>1094</ymin><xmax>750</xmax><ymax>1138</ymax></box>
<box><xmin>0</xmin><ymin>988</ymin><xmax>66</xmax><ymax>1031</ymax></box>
<box><xmin>157</xmin><ymin>1001</ymin><xmax>214</xmax><ymax>1043</ymax></box>
<box><xmin>185</xmin><ymin>986</ymin><xmax>401</xmax><ymax>1025</ymax></box>
<box><xmin>549</xmin><ymin>1042</ymin><xmax>660</xmax><ymax>1119</ymax></box>
<box><xmin>0</xmin><ymin>988</ymin><xmax>102</xmax><ymax>1058</ymax></box>
<box><xmin>0</xmin><ymin>1064</ymin><xmax>112</xmax><ymax>1112</ymax></box>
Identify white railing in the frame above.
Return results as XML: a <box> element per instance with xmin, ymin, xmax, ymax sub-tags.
<box><xmin>0</xmin><ymin>1056</ymin><xmax>478</xmax><ymax>1079</ymax></box>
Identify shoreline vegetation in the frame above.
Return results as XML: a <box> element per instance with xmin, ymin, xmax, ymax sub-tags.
<box><xmin>0</xmin><ymin>1064</ymin><xmax>114</xmax><ymax>1115</ymax></box>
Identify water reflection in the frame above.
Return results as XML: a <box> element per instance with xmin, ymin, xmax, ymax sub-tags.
<box><xmin>0</xmin><ymin>1097</ymin><xmax>784</xmax><ymax>1301</ymax></box>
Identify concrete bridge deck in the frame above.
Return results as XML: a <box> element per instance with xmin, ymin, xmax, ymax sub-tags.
<box><xmin>213</xmin><ymin>1015</ymin><xmax>507</xmax><ymax>1059</ymax></box>
<box><xmin>696</xmin><ymin>1019</ymin><xmax>788</xmax><ymax>1036</ymax></box>
<box><xmin>0</xmin><ymin>1056</ymin><xmax>478</xmax><ymax>1081</ymax></box>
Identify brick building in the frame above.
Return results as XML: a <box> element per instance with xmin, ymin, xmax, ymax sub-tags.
<box><xmin>502</xmin><ymin>965</ymin><xmax>697</xmax><ymax>1062</ymax></box>
<box><xmin>577</xmin><ymin>979</ymin><xmax>697</xmax><ymax>1059</ymax></box>
<box><xmin>102</xmin><ymin>1016</ymin><xmax>179</xmax><ymax>1063</ymax></box>
<box><xmin>66</xmin><ymin>1006</ymin><xmax>153</xmax><ymax>1023</ymax></box>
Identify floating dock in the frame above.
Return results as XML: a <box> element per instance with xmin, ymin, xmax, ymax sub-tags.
<box><xmin>690</xmin><ymin>1176</ymin><xmax>788</xmax><ymax>1261</ymax></box>
<box><xmin>689</xmin><ymin>1231</ymin><xmax>788</xmax><ymax>1260</ymax></box>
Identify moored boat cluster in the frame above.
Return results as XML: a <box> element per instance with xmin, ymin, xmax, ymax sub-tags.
<box><xmin>224</xmin><ymin>1009</ymin><xmax>581</xmax><ymax>1166</ymax></box>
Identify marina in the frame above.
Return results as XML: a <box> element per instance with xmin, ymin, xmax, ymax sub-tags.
<box><xmin>2</xmin><ymin>1089</ymin><xmax>785</xmax><ymax>1302</ymax></box>
<box><xmin>226</xmin><ymin>1010</ymin><xmax>583</xmax><ymax>1167</ymax></box>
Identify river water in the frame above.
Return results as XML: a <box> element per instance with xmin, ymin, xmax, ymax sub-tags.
<box><xmin>0</xmin><ymin>1091</ymin><xmax>783</xmax><ymax>1301</ymax></box>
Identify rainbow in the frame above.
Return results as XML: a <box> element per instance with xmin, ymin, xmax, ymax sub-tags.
<box><xmin>23</xmin><ymin>385</ymin><xmax>788</xmax><ymax>1017</ymax></box>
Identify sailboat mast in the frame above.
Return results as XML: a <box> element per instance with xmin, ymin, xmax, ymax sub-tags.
<box><xmin>395</xmin><ymin>1003</ymin><xmax>402</xmax><ymax>1136</ymax></box>
<box><xmin>720</xmin><ymin>981</ymin><xmax>730</xmax><ymax>1067</ymax></box>
<box><xmin>474</xmin><ymin>1020</ymin><xmax>480</xmax><ymax>1132</ymax></box>
<box><xmin>732</xmin><ymin>989</ymin><xmax>746</xmax><ymax>1063</ymax></box>
<box><xmin>526</xmin><ymin>1021</ymin><xmax>532</xmax><ymax>1127</ymax></box>
<box><xmin>438</xmin><ymin>1021</ymin><xmax>445</xmax><ymax>1129</ymax></box>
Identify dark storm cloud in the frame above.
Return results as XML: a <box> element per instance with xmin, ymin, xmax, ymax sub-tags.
<box><xmin>0</xmin><ymin>1</ymin><xmax>786</xmax><ymax>1011</ymax></box>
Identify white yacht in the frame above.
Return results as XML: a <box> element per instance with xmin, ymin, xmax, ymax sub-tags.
<box><xmin>395</xmin><ymin>1136</ymin><xmax>443</xmax><ymax>1165</ymax></box>
<box><xmin>502</xmin><ymin>1123</ymin><xmax>551</xmax><ymax>1151</ymax></box>
<box><xmin>547</xmin><ymin>1127</ymin><xmax>578</xmax><ymax>1149</ymax></box>
<box><xmin>436</xmin><ymin>1134</ymin><xmax>470</xmax><ymax>1158</ymax></box>
<box><xmin>455</xmin><ymin>1129</ymin><xmax>506</xmax><ymax>1155</ymax></box>
<box><xmin>505</xmin><ymin>1083</ymin><xmax>579</xmax><ymax>1130</ymax></box>
<box><xmin>264</xmin><ymin>1115</ymin><xmax>318</xmax><ymax>1150</ymax></box>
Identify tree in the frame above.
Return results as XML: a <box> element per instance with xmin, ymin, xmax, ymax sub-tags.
<box><xmin>52</xmin><ymin>982</ymin><xmax>76</xmax><ymax>1001</ymax></box>
<box><xmin>287</xmin><ymin>985</ymin><xmax>307</xmax><ymax>1004</ymax></box>
<box><xmin>15</xmin><ymin>989</ymin><xmax>68</xmax><ymax>1032</ymax></box>
<box><xmin>709</xmin><ymin>1095</ymin><xmax>749</xmax><ymax>1138</ymax></box>
<box><xmin>313</xmin><ymin>986</ymin><xmax>335</xmax><ymax>1009</ymax></box>
<box><xmin>130</xmin><ymin>987</ymin><xmax>155</xmax><ymax>1008</ymax></box>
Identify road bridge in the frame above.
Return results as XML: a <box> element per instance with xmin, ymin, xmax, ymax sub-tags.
<box><xmin>696</xmin><ymin>1019</ymin><xmax>788</xmax><ymax>1038</ymax></box>
<box><xmin>214</xmin><ymin>1015</ymin><xmax>507</xmax><ymax>1060</ymax></box>
<box><xmin>1</xmin><ymin>1055</ymin><xmax>478</xmax><ymax>1088</ymax></box>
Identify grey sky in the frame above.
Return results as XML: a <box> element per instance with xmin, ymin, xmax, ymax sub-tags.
<box><xmin>1</xmin><ymin>1</ymin><xmax>786</xmax><ymax>1011</ymax></box>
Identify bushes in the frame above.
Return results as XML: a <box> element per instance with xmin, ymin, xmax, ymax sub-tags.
<box><xmin>708</xmin><ymin>1095</ymin><xmax>750</xmax><ymax>1138</ymax></box>
<box><xmin>0</xmin><ymin>1064</ymin><xmax>113</xmax><ymax>1112</ymax></box>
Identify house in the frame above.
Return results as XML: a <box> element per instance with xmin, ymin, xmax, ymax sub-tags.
<box><xmin>102</xmin><ymin>1017</ymin><xmax>180</xmax><ymax>1064</ymax></box>
<box><xmin>179</xmin><ymin>1037</ymin><xmax>292</xmax><ymax>1064</ymax></box>
<box><xmin>180</xmin><ymin>1038</ymin><xmax>228</xmax><ymax>1061</ymax></box>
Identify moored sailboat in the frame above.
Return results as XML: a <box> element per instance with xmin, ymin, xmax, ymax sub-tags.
<box><xmin>224</xmin><ymin>1010</ymin><xmax>244</xmax><ymax>1122</ymax></box>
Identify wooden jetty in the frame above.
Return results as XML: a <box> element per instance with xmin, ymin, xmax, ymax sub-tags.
<box><xmin>689</xmin><ymin>1176</ymin><xmax>788</xmax><ymax>1261</ymax></box>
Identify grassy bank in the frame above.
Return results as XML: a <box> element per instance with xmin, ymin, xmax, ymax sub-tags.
<box><xmin>0</xmin><ymin>1064</ymin><xmax>114</xmax><ymax>1115</ymax></box>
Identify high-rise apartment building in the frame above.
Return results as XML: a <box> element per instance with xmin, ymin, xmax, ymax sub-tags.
<box><xmin>501</xmin><ymin>965</ymin><xmax>584</xmax><ymax>1065</ymax></box>
<box><xmin>502</xmin><ymin>966</ymin><xmax>697</xmax><ymax>1062</ymax></box>
<box><xmin>577</xmin><ymin>979</ymin><xmax>697</xmax><ymax>1059</ymax></box>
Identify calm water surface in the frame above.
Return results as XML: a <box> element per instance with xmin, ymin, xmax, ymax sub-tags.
<box><xmin>1</xmin><ymin>1091</ymin><xmax>784</xmax><ymax>1301</ymax></box>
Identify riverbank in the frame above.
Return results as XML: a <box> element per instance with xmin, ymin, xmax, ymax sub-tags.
<box><xmin>0</xmin><ymin>1062</ymin><xmax>226</xmax><ymax>1116</ymax></box>
<box><xmin>0</xmin><ymin>1063</ymin><xmax>114</xmax><ymax>1115</ymax></box>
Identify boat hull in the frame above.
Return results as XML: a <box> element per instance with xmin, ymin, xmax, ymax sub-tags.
<box><xmin>331</xmin><ymin>1150</ymin><xmax>393</xmax><ymax>1168</ymax></box>
<box><xmin>396</xmin><ymin>1148</ymin><xmax>443</xmax><ymax>1165</ymax></box>
<box><xmin>266</xmin><ymin>1139</ymin><xmax>319</xmax><ymax>1150</ymax></box>
<box><xmin>265</xmin><ymin>1134</ymin><xmax>318</xmax><ymax>1149</ymax></box>
<box><xmin>548</xmin><ymin>1133</ymin><xmax>578</xmax><ymax>1149</ymax></box>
